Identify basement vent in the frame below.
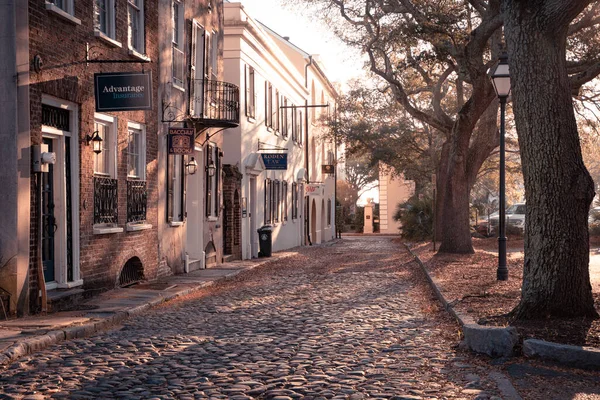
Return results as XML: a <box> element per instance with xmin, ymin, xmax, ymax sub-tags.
<box><xmin>119</xmin><ymin>257</ymin><xmax>145</xmax><ymax>287</ymax></box>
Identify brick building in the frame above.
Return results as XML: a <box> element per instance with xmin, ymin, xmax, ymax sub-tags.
<box><xmin>1</xmin><ymin>0</ymin><xmax>162</xmax><ymax>316</ymax></box>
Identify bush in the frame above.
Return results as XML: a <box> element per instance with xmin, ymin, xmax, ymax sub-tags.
<box><xmin>393</xmin><ymin>196</ymin><xmax>433</xmax><ymax>241</ymax></box>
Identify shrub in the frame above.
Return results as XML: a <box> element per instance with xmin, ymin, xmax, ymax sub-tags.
<box><xmin>393</xmin><ymin>196</ymin><xmax>433</xmax><ymax>241</ymax></box>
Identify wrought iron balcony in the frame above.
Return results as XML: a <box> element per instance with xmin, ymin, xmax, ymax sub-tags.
<box><xmin>190</xmin><ymin>79</ymin><xmax>240</xmax><ymax>128</ymax></box>
<box><xmin>127</xmin><ymin>180</ymin><xmax>147</xmax><ymax>223</ymax></box>
<box><xmin>94</xmin><ymin>176</ymin><xmax>118</xmax><ymax>225</ymax></box>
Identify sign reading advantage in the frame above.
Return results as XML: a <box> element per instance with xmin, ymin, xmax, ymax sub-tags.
<box><xmin>95</xmin><ymin>72</ymin><xmax>152</xmax><ymax>112</ymax></box>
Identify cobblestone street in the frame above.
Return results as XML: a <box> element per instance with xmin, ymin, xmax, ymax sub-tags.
<box><xmin>0</xmin><ymin>236</ymin><xmax>597</xmax><ymax>399</ymax></box>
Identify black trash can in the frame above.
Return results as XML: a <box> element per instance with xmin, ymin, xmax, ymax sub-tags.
<box><xmin>257</xmin><ymin>225</ymin><xmax>273</xmax><ymax>257</ymax></box>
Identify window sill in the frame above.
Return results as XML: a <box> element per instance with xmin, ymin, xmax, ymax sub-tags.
<box><xmin>128</xmin><ymin>49</ymin><xmax>151</xmax><ymax>62</ymax></box>
<box><xmin>93</xmin><ymin>225</ymin><xmax>124</xmax><ymax>235</ymax></box>
<box><xmin>169</xmin><ymin>221</ymin><xmax>184</xmax><ymax>227</ymax></box>
<box><xmin>95</xmin><ymin>31</ymin><xmax>121</xmax><ymax>48</ymax></box>
<box><xmin>247</xmin><ymin>117</ymin><xmax>256</xmax><ymax>124</ymax></box>
<box><xmin>57</xmin><ymin>279</ymin><xmax>83</xmax><ymax>289</ymax></box>
<box><xmin>207</xmin><ymin>216</ymin><xmax>219</xmax><ymax>222</ymax></box>
<box><xmin>126</xmin><ymin>222</ymin><xmax>153</xmax><ymax>232</ymax></box>
<box><xmin>172</xmin><ymin>82</ymin><xmax>186</xmax><ymax>92</ymax></box>
<box><xmin>45</xmin><ymin>3</ymin><xmax>81</xmax><ymax>25</ymax></box>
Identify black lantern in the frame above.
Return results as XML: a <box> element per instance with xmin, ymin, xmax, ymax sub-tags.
<box><xmin>186</xmin><ymin>157</ymin><xmax>198</xmax><ymax>175</ymax></box>
<box><xmin>86</xmin><ymin>131</ymin><xmax>103</xmax><ymax>154</ymax></box>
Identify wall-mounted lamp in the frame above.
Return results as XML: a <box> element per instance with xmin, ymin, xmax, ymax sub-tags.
<box><xmin>86</xmin><ymin>131</ymin><xmax>103</xmax><ymax>154</ymax></box>
<box><xmin>207</xmin><ymin>161</ymin><xmax>216</xmax><ymax>177</ymax></box>
<box><xmin>186</xmin><ymin>157</ymin><xmax>198</xmax><ymax>175</ymax></box>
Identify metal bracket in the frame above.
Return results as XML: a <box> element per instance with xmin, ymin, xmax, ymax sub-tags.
<box><xmin>258</xmin><ymin>141</ymin><xmax>287</xmax><ymax>151</ymax></box>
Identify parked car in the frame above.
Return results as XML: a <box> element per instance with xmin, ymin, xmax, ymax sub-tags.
<box><xmin>489</xmin><ymin>202</ymin><xmax>526</xmax><ymax>232</ymax></box>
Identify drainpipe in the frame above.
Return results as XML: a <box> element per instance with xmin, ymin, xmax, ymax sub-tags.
<box><xmin>304</xmin><ymin>55</ymin><xmax>313</xmax><ymax>245</ymax></box>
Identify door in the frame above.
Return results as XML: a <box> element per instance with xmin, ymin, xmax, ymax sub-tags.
<box><xmin>42</xmin><ymin>138</ymin><xmax>56</xmax><ymax>283</ymax></box>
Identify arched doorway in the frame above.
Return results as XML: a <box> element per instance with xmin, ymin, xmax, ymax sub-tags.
<box><xmin>311</xmin><ymin>199</ymin><xmax>317</xmax><ymax>244</ymax></box>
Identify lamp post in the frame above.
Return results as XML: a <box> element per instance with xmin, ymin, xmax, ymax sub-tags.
<box><xmin>490</xmin><ymin>52</ymin><xmax>511</xmax><ymax>281</ymax></box>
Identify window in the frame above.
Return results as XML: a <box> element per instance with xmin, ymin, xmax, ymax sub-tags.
<box><xmin>127</xmin><ymin>122</ymin><xmax>146</xmax><ymax>179</ymax></box>
<box><xmin>281</xmin><ymin>97</ymin><xmax>288</xmax><ymax>138</ymax></box>
<box><xmin>172</xmin><ymin>0</ymin><xmax>185</xmax><ymax>89</ymax></box>
<box><xmin>93</xmin><ymin>113</ymin><xmax>117</xmax><ymax>177</ymax></box>
<box><xmin>245</xmin><ymin>65</ymin><xmax>256</xmax><ymax>118</ymax></box>
<box><xmin>128</xmin><ymin>0</ymin><xmax>145</xmax><ymax>54</ymax></box>
<box><xmin>167</xmin><ymin>154</ymin><xmax>184</xmax><ymax>222</ymax></box>
<box><xmin>264</xmin><ymin>178</ymin><xmax>271</xmax><ymax>224</ymax></box>
<box><xmin>206</xmin><ymin>143</ymin><xmax>221</xmax><ymax>218</ymax></box>
<box><xmin>292</xmin><ymin>182</ymin><xmax>298</xmax><ymax>220</ymax></box>
<box><xmin>265</xmin><ymin>82</ymin><xmax>273</xmax><ymax>128</ymax></box>
<box><xmin>190</xmin><ymin>20</ymin><xmax>205</xmax><ymax>115</ymax></box>
<box><xmin>210</xmin><ymin>31</ymin><xmax>218</xmax><ymax>80</ymax></box>
<box><xmin>95</xmin><ymin>0</ymin><xmax>116</xmax><ymax>39</ymax></box>
<box><xmin>327</xmin><ymin>198</ymin><xmax>332</xmax><ymax>226</ymax></box>
<box><xmin>283</xmin><ymin>181</ymin><xmax>288</xmax><ymax>221</ymax></box>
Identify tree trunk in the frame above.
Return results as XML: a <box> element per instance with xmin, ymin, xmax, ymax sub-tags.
<box><xmin>503</xmin><ymin>1</ymin><xmax>598</xmax><ymax>319</ymax></box>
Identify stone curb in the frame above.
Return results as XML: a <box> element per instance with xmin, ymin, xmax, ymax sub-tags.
<box><xmin>0</xmin><ymin>255</ymin><xmax>284</xmax><ymax>366</ymax></box>
<box><xmin>404</xmin><ymin>244</ymin><xmax>600</xmax><ymax>370</ymax></box>
<box><xmin>404</xmin><ymin>244</ymin><xmax>519</xmax><ymax>358</ymax></box>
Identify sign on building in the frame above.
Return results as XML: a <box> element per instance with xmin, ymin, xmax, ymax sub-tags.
<box><xmin>94</xmin><ymin>72</ymin><xmax>153</xmax><ymax>112</ymax></box>
<box><xmin>261</xmin><ymin>153</ymin><xmax>288</xmax><ymax>170</ymax></box>
<box><xmin>168</xmin><ymin>128</ymin><xmax>195</xmax><ymax>155</ymax></box>
<box><xmin>306</xmin><ymin>183</ymin><xmax>323</xmax><ymax>196</ymax></box>
<box><xmin>322</xmin><ymin>165</ymin><xmax>334</xmax><ymax>174</ymax></box>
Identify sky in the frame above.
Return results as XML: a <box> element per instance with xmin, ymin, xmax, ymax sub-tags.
<box><xmin>231</xmin><ymin>0</ymin><xmax>366</xmax><ymax>86</ymax></box>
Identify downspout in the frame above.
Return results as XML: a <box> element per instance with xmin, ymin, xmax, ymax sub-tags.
<box><xmin>304</xmin><ymin>55</ymin><xmax>313</xmax><ymax>245</ymax></box>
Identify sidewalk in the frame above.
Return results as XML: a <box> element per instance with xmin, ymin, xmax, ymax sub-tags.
<box><xmin>0</xmin><ymin>252</ymin><xmax>295</xmax><ymax>366</ymax></box>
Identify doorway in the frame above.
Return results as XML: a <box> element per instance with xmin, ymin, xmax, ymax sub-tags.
<box><xmin>186</xmin><ymin>148</ymin><xmax>204</xmax><ymax>270</ymax></box>
<box><xmin>249</xmin><ymin>177</ymin><xmax>258</xmax><ymax>258</ymax></box>
<box><xmin>41</xmin><ymin>138</ymin><xmax>56</xmax><ymax>283</ymax></box>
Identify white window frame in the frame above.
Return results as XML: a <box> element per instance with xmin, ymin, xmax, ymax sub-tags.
<box><xmin>127</xmin><ymin>121</ymin><xmax>146</xmax><ymax>180</ymax></box>
<box><xmin>94</xmin><ymin>0</ymin><xmax>117</xmax><ymax>43</ymax></box>
<box><xmin>168</xmin><ymin>153</ymin><xmax>185</xmax><ymax>223</ymax></box>
<box><xmin>127</xmin><ymin>0</ymin><xmax>145</xmax><ymax>55</ymax></box>
<box><xmin>93</xmin><ymin>113</ymin><xmax>118</xmax><ymax>178</ymax></box>
<box><xmin>245</xmin><ymin>65</ymin><xmax>256</xmax><ymax>119</ymax></box>
<box><xmin>45</xmin><ymin>0</ymin><xmax>81</xmax><ymax>24</ymax></box>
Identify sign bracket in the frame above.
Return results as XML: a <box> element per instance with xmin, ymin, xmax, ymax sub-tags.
<box><xmin>258</xmin><ymin>140</ymin><xmax>287</xmax><ymax>152</ymax></box>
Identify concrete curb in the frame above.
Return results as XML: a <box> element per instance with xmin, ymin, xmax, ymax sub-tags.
<box><xmin>404</xmin><ymin>244</ymin><xmax>600</xmax><ymax>370</ymax></box>
<box><xmin>0</xmin><ymin>254</ymin><xmax>285</xmax><ymax>366</ymax></box>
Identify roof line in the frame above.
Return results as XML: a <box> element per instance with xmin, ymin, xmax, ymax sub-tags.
<box><xmin>256</xmin><ymin>20</ymin><xmax>310</xmax><ymax>57</ymax></box>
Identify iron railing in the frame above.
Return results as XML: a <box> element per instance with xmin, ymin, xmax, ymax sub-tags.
<box><xmin>94</xmin><ymin>176</ymin><xmax>118</xmax><ymax>225</ymax></box>
<box><xmin>190</xmin><ymin>79</ymin><xmax>240</xmax><ymax>128</ymax></box>
<box><xmin>127</xmin><ymin>180</ymin><xmax>147</xmax><ymax>223</ymax></box>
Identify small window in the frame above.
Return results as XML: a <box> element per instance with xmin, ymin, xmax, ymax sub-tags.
<box><xmin>128</xmin><ymin>0</ymin><xmax>145</xmax><ymax>53</ymax></box>
<box><xmin>93</xmin><ymin>113</ymin><xmax>117</xmax><ymax>178</ymax></box>
<box><xmin>167</xmin><ymin>153</ymin><xmax>184</xmax><ymax>222</ymax></box>
<box><xmin>245</xmin><ymin>65</ymin><xmax>256</xmax><ymax>118</ymax></box>
<box><xmin>264</xmin><ymin>178</ymin><xmax>271</xmax><ymax>224</ymax></box>
<box><xmin>95</xmin><ymin>0</ymin><xmax>116</xmax><ymax>39</ymax></box>
<box><xmin>127</xmin><ymin>122</ymin><xmax>146</xmax><ymax>179</ymax></box>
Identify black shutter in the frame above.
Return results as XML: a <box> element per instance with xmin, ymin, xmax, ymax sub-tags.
<box><xmin>206</xmin><ymin>144</ymin><xmax>213</xmax><ymax>217</ymax></box>
<box><xmin>215</xmin><ymin>146</ymin><xmax>221</xmax><ymax>217</ymax></box>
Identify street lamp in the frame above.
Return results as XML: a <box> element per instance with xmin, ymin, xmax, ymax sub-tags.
<box><xmin>490</xmin><ymin>51</ymin><xmax>511</xmax><ymax>281</ymax></box>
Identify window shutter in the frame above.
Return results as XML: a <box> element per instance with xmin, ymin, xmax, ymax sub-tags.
<box><xmin>215</xmin><ymin>146</ymin><xmax>221</xmax><ymax>217</ymax></box>
<box><xmin>181</xmin><ymin>155</ymin><xmax>187</xmax><ymax>221</ymax></box>
<box><xmin>206</xmin><ymin>144</ymin><xmax>213</xmax><ymax>217</ymax></box>
<box><xmin>190</xmin><ymin>20</ymin><xmax>197</xmax><ymax>116</ymax></box>
<box><xmin>167</xmin><ymin>153</ymin><xmax>174</xmax><ymax>222</ymax></box>
<box><xmin>244</xmin><ymin>65</ymin><xmax>249</xmax><ymax>116</ymax></box>
<box><xmin>264</xmin><ymin>81</ymin><xmax>268</xmax><ymax>126</ymax></box>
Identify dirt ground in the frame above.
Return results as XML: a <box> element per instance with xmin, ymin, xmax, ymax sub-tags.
<box><xmin>409</xmin><ymin>237</ymin><xmax>600</xmax><ymax>348</ymax></box>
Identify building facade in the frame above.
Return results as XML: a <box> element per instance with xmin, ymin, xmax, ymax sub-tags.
<box><xmin>378</xmin><ymin>163</ymin><xmax>415</xmax><ymax>234</ymax></box>
<box><xmin>1</xmin><ymin>0</ymin><xmax>162</xmax><ymax>315</ymax></box>
<box><xmin>223</xmin><ymin>3</ymin><xmax>337</xmax><ymax>259</ymax></box>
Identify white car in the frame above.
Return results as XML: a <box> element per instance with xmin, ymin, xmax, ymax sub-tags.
<box><xmin>489</xmin><ymin>203</ymin><xmax>526</xmax><ymax>231</ymax></box>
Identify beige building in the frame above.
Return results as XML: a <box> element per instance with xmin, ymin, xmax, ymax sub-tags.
<box><xmin>378</xmin><ymin>164</ymin><xmax>415</xmax><ymax>234</ymax></box>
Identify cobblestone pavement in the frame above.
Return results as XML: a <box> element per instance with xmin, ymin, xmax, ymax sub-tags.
<box><xmin>0</xmin><ymin>236</ymin><xmax>593</xmax><ymax>399</ymax></box>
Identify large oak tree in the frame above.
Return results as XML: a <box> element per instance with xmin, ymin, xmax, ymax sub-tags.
<box><xmin>502</xmin><ymin>0</ymin><xmax>600</xmax><ymax>318</ymax></box>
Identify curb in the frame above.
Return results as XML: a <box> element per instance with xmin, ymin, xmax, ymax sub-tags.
<box><xmin>404</xmin><ymin>244</ymin><xmax>600</xmax><ymax>370</ymax></box>
<box><xmin>0</xmin><ymin>255</ymin><xmax>284</xmax><ymax>366</ymax></box>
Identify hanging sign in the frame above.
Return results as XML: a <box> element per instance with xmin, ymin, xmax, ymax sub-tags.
<box><xmin>94</xmin><ymin>72</ymin><xmax>153</xmax><ymax>112</ymax></box>
<box><xmin>168</xmin><ymin>128</ymin><xmax>195</xmax><ymax>155</ymax></box>
<box><xmin>306</xmin><ymin>183</ymin><xmax>322</xmax><ymax>196</ymax></box>
<box><xmin>261</xmin><ymin>153</ymin><xmax>288</xmax><ymax>170</ymax></box>
<box><xmin>322</xmin><ymin>165</ymin><xmax>334</xmax><ymax>174</ymax></box>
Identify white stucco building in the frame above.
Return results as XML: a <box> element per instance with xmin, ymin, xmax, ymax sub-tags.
<box><xmin>223</xmin><ymin>2</ymin><xmax>337</xmax><ymax>259</ymax></box>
